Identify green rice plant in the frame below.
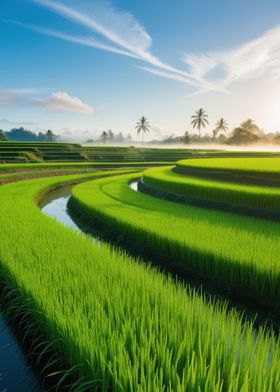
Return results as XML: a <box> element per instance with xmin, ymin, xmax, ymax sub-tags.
<box><xmin>1</xmin><ymin>172</ymin><xmax>280</xmax><ymax>390</ymax></box>
<box><xmin>72</xmin><ymin>173</ymin><xmax>280</xmax><ymax>300</ymax></box>
<box><xmin>0</xmin><ymin>161</ymin><xmax>169</xmax><ymax>173</ymax></box>
<box><xmin>177</xmin><ymin>157</ymin><xmax>280</xmax><ymax>175</ymax></box>
<box><xmin>0</xmin><ymin>168</ymin><xmax>98</xmax><ymax>185</ymax></box>
<box><xmin>142</xmin><ymin>166</ymin><xmax>280</xmax><ymax>211</ymax></box>
<box><xmin>3</xmin><ymin>140</ymin><xmax>280</xmax><ymax>164</ymax></box>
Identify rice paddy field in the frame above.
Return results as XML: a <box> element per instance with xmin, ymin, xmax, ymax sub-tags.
<box><xmin>142</xmin><ymin>165</ymin><xmax>280</xmax><ymax>211</ymax></box>
<box><xmin>2</xmin><ymin>141</ymin><xmax>280</xmax><ymax>164</ymax></box>
<box><xmin>1</xmin><ymin>146</ymin><xmax>280</xmax><ymax>391</ymax></box>
<box><xmin>176</xmin><ymin>157</ymin><xmax>280</xmax><ymax>187</ymax></box>
<box><xmin>0</xmin><ymin>141</ymin><xmax>223</xmax><ymax>164</ymax></box>
<box><xmin>71</xmin><ymin>172</ymin><xmax>280</xmax><ymax>300</ymax></box>
<box><xmin>177</xmin><ymin>157</ymin><xmax>280</xmax><ymax>174</ymax></box>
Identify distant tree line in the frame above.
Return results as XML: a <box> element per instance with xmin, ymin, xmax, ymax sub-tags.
<box><xmin>89</xmin><ymin>117</ymin><xmax>151</xmax><ymax>145</ymax></box>
<box><xmin>87</xmin><ymin>129</ymin><xmax>134</xmax><ymax>145</ymax></box>
<box><xmin>2</xmin><ymin>111</ymin><xmax>280</xmax><ymax>146</ymax></box>
<box><xmin>0</xmin><ymin>127</ymin><xmax>57</xmax><ymax>142</ymax></box>
<box><xmin>158</xmin><ymin>109</ymin><xmax>280</xmax><ymax>146</ymax></box>
<box><xmin>0</xmin><ymin>130</ymin><xmax>8</xmax><ymax>141</ymax></box>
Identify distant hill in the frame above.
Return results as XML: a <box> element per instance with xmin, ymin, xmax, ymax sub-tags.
<box><xmin>5</xmin><ymin>127</ymin><xmax>47</xmax><ymax>142</ymax></box>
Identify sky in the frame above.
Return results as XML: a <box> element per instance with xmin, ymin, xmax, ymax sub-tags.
<box><xmin>1</xmin><ymin>0</ymin><xmax>280</xmax><ymax>141</ymax></box>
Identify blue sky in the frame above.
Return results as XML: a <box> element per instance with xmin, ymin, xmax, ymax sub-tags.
<box><xmin>1</xmin><ymin>0</ymin><xmax>280</xmax><ymax>141</ymax></box>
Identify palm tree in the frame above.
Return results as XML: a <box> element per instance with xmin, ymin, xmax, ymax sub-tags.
<box><xmin>191</xmin><ymin>108</ymin><xmax>209</xmax><ymax>139</ymax></box>
<box><xmin>183</xmin><ymin>131</ymin><xmax>190</xmax><ymax>145</ymax></box>
<box><xmin>107</xmin><ymin>129</ymin><xmax>114</xmax><ymax>141</ymax></box>
<box><xmin>0</xmin><ymin>130</ymin><xmax>8</xmax><ymax>141</ymax></box>
<box><xmin>135</xmin><ymin>116</ymin><xmax>151</xmax><ymax>145</ymax></box>
<box><xmin>127</xmin><ymin>133</ymin><xmax>132</xmax><ymax>144</ymax></box>
<box><xmin>101</xmin><ymin>131</ymin><xmax>108</xmax><ymax>144</ymax></box>
<box><xmin>213</xmin><ymin>118</ymin><xmax>229</xmax><ymax>140</ymax></box>
<box><xmin>46</xmin><ymin>129</ymin><xmax>54</xmax><ymax>142</ymax></box>
<box><xmin>240</xmin><ymin>119</ymin><xmax>261</xmax><ymax>136</ymax></box>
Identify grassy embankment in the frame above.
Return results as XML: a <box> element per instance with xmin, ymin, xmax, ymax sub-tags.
<box><xmin>177</xmin><ymin>157</ymin><xmax>280</xmax><ymax>174</ymax></box>
<box><xmin>0</xmin><ymin>162</ymin><xmax>167</xmax><ymax>172</ymax></box>
<box><xmin>176</xmin><ymin>157</ymin><xmax>280</xmax><ymax>185</ymax></box>
<box><xmin>0</xmin><ymin>162</ymin><xmax>167</xmax><ymax>185</ymax></box>
<box><xmin>1</xmin><ymin>171</ymin><xmax>280</xmax><ymax>390</ymax></box>
<box><xmin>0</xmin><ymin>141</ymin><xmax>220</xmax><ymax>163</ymax></box>
<box><xmin>3</xmin><ymin>140</ymin><xmax>280</xmax><ymax>164</ymax></box>
<box><xmin>142</xmin><ymin>165</ymin><xmax>280</xmax><ymax>211</ymax></box>
<box><xmin>71</xmin><ymin>173</ymin><xmax>280</xmax><ymax>302</ymax></box>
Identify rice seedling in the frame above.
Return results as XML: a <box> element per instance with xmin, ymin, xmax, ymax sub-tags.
<box><xmin>0</xmin><ymin>140</ymin><xmax>218</xmax><ymax>164</ymax></box>
<box><xmin>71</xmin><ymin>173</ymin><xmax>280</xmax><ymax>300</ymax></box>
<box><xmin>177</xmin><ymin>157</ymin><xmax>280</xmax><ymax>175</ymax></box>
<box><xmin>142</xmin><ymin>166</ymin><xmax>280</xmax><ymax>211</ymax></box>
<box><xmin>0</xmin><ymin>161</ymin><xmax>168</xmax><ymax>173</ymax></box>
<box><xmin>1</xmin><ymin>171</ymin><xmax>280</xmax><ymax>390</ymax></box>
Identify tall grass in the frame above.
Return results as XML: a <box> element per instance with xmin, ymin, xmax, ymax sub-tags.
<box><xmin>72</xmin><ymin>173</ymin><xmax>280</xmax><ymax>299</ymax></box>
<box><xmin>1</xmin><ymin>173</ymin><xmax>280</xmax><ymax>389</ymax></box>
<box><xmin>143</xmin><ymin>166</ymin><xmax>280</xmax><ymax>210</ymax></box>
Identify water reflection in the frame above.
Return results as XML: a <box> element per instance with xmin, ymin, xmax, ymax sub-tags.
<box><xmin>42</xmin><ymin>195</ymin><xmax>79</xmax><ymax>232</ymax></box>
<box><xmin>129</xmin><ymin>180</ymin><xmax>139</xmax><ymax>191</ymax></box>
<box><xmin>0</xmin><ymin>315</ymin><xmax>43</xmax><ymax>392</ymax></box>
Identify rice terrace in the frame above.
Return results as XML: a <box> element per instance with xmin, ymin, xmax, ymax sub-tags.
<box><xmin>2</xmin><ymin>1</ymin><xmax>280</xmax><ymax>391</ymax></box>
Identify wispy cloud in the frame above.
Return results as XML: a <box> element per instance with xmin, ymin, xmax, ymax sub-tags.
<box><xmin>32</xmin><ymin>0</ymin><xmax>151</xmax><ymax>56</ymax></box>
<box><xmin>25</xmin><ymin>0</ymin><xmax>221</xmax><ymax>93</ymax></box>
<box><xmin>138</xmin><ymin>66</ymin><xmax>229</xmax><ymax>94</ymax></box>
<box><xmin>11</xmin><ymin>0</ymin><xmax>280</xmax><ymax>95</ymax></box>
<box><xmin>0</xmin><ymin>87</ymin><xmax>94</xmax><ymax>114</ymax></box>
<box><xmin>0</xmin><ymin>91</ymin><xmax>20</xmax><ymax>106</ymax></box>
<box><xmin>183</xmin><ymin>25</ymin><xmax>280</xmax><ymax>90</ymax></box>
<box><xmin>32</xmin><ymin>91</ymin><xmax>95</xmax><ymax>113</ymax></box>
<box><xmin>0</xmin><ymin>88</ymin><xmax>41</xmax><ymax>106</ymax></box>
<box><xmin>0</xmin><ymin>117</ymin><xmax>36</xmax><ymax>126</ymax></box>
<box><xmin>13</xmin><ymin>21</ymin><xmax>137</xmax><ymax>58</ymax></box>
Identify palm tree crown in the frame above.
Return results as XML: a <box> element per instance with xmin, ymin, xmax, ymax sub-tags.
<box><xmin>101</xmin><ymin>131</ymin><xmax>108</xmax><ymax>144</ymax></box>
<box><xmin>0</xmin><ymin>129</ymin><xmax>8</xmax><ymax>141</ymax></box>
<box><xmin>135</xmin><ymin>116</ymin><xmax>151</xmax><ymax>145</ymax></box>
<box><xmin>213</xmin><ymin>118</ymin><xmax>229</xmax><ymax>139</ymax></box>
<box><xmin>46</xmin><ymin>129</ymin><xmax>54</xmax><ymax>142</ymax></box>
<box><xmin>191</xmin><ymin>108</ymin><xmax>209</xmax><ymax>138</ymax></box>
<box><xmin>240</xmin><ymin>119</ymin><xmax>261</xmax><ymax>135</ymax></box>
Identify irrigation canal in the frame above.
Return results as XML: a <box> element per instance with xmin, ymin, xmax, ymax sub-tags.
<box><xmin>0</xmin><ymin>313</ymin><xmax>44</xmax><ymax>392</ymax></box>
<box><xmin>42</xmin><ymin>194</ymin><xmax>78</xmax><ymax>232</ymax></box>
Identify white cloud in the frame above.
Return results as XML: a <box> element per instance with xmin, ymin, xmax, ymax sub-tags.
<box><xmin>32</xmin><ymin>0</ymin><xmax>152</xmax><ymax>57</ymax></box>
<box><xmin>13</xmin><ymin>22</ymin><xmax>137</xmax><ymax>58</ymax></box>
<box><xmin>0</xmin><ymin>118</ymin><xmax>36</xmax><ymax>126</ymax></box>
<box><xmin>12</xmin><ymin>1</ymin><xmax>280</xmax><ymax>95</ymax></box>
<box><xmin>0</xmin><ymin>88</ymin><xmax>42</xmax><ymax>106</ymax></box>
<box><xmin>28</xmin><ymin>0</ymin><xmax>220</xmax><ymax>92</ymax></box>
<box><xmin>0</xmin><ymin>87</ymin><xmax>95</xmax><ymax>114</ymax></box>
<box><xmin>0</xmin><ymin>91</ymin><xmax>19</xmax><ymax>106</ymax></box>
<box><xmin>32</xmin><ymin>91</ymin><xmax>94</xmax><ymax>113</ymax></box>
<box><xmin>138</xmin><ymin>66</ymin><xmax>229</xmax><ymax>94</ymax></box>
<box><xmin>183</xmin><ymin>25</ymin><xmax>280</xmax><ymax>91</ymax></box>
